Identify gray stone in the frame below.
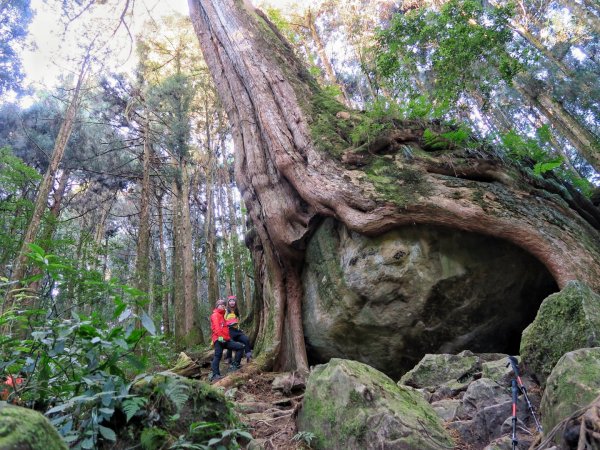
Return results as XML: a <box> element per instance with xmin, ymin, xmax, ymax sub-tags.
<box><xmin>431</xmin><ymin>398</ymin><xmax>462</xmax><ymax>421</ymax></box>
<box><xmin>462</xmin><ymin>378</ymin><xmax>511</xmax><ymax>418</ymax></box>
<box><xmin>297</xmin><ymin>358</ymin><xmax>454</xmax><ymax>450</ymax></box>
<box><xmin>447</xmin><ymin>397</ymin><xmax>535</xmax><ymax>448</ymax></box>
<box><xmin>482</xmin><ymin>356</ymin><xmax>514</xmax><ymax>385</ymax></box>
<box><xmin>399</xmin><ymin>351</ymin><xmax>480</xmax><ymax>390</ymax></box>
<box><xmin>540</xmin><ymin>347</ymin><xmax>600</xmax><ymax>434</ymax></box>
<box><xmin>483</xmin><ymin>436</ymin><xmax>513</xmax><ymax>450</ymax></box>
<box><xmin>520</xmin><ymin>281</ymin><xmax>600</xmax><ymax>386</ymax></box>
<box><xmin>302</xmin><ymin>219</ymin><xmax>557</xmax><ymax>378</ymax></box>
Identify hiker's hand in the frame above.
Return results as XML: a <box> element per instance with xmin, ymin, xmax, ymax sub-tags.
<box><xmin>218</xmin><ymin>337</ymin><xmax>224</xmax><ymax>342</ymax></box>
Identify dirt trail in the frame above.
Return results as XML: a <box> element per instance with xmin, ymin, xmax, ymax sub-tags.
<box><xmin>210</xmin><ymin>362</ymin><xmax>307</xmax><ymax>449</ymax></box>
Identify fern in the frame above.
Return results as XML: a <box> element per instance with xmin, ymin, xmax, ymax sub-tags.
<box><xmin>164</xmin><ymin>377</ymin><xmax>191</xmax><ymax>412</ymax></box>
<box><xmin>122</xmin><ymin>396</ymin><xmax>148</xmax><ymax>422</ymax></box>
<box><xmin>534</xmin><ymin>157</ymin><xmax>563</xmax><ymax>175</ymax></box>
<box><xmin>141</xmin><ymin>427</ymin><xmax>169</xmax><ymax>450</ymax></box>
<box><xmin>292</xmin><ymin>430</ymin><xmax>316</xmax><ymax>447</ymax></box>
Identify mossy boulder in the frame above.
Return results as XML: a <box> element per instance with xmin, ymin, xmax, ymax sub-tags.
<box><xmin>399</xmin><ymin>351</ymin><xmax>481</xmax><ymax>391</ymax></box>
<box><xmin>520</xmin><ymin>281</ymin><xmax>600</xmax><ymax>386</ymax></box>
<box><xmin>114</xmin><ymin>372</ymin><xmax>238</xmax><ymax>448</ymax></box>
<box><xmin>540</xmin><ymin>347</ymin><xmax>600</xmax><ymax>434</ymax></box>
<box><xmin>297</xmin><ymin>358</ymin><xmax>453</xmax><ymax>449</ymax></box>
<box><xmin>0</xmin><ymin>403</ymin><xmax>67</xmax><ymax>450</ymax></box>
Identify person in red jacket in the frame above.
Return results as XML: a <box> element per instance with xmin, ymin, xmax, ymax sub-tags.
<box><xmin>209</xmin><ymin>298</ymin><xmax>244</xmax><ymax>382</ymax></box>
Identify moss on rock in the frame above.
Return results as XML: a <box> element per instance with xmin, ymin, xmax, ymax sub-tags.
<box><xmin>540</xmin><ymin>347</ymin><xmax>600</xmax><ymax>435</ymax></box>
<box><xmin>297</xmin><ymin>358</ymin><xmax>453</xmax><ymax>449</ymax></box>
<box><xmin>520</xmin><ymin>281</ymin><xmax>600</xmax><ymax>386</ymax></box>
<box><xmin>400</xmin><ymin>351</ymin><xmax>481</xmax><ymax>390</ymax></box>
<box><xmin>0</xmin><ymin>404</ymin><xmax>67</xmax><ymax>450</ymax></box>
<box><xmin>117</xmin><ymin>372</ymin><xmax>237</xmax><ymax>447</ymax></box>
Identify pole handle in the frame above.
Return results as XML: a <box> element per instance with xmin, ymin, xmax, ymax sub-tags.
<box><xmin>507</xmin><ymin>356</ymin><xmax>520</xmax><ymax>378</ymax></box>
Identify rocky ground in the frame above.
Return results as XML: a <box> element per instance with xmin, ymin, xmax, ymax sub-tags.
<box><xmin>209</xmin><ymin>353</ymin><xmax>542</xmax><ymax>450</ymax></box>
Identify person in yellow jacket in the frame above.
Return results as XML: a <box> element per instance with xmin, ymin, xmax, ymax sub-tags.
<box><xmin>224</xmin><ymin>296</ymin><xmax>252</xmax><ymax>364</ymax></box>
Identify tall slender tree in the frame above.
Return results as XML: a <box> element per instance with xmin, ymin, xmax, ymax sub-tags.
<box><xmin>5</xmin><ymin>55</ymin><xmax>89</xmax><ymax>310</ymax></box>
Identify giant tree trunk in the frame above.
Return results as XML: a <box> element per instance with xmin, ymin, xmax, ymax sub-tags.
<box><xmin>188</xmin><ymin>0</ymin><xmax>600</xmax><ymax>372</ymax></box>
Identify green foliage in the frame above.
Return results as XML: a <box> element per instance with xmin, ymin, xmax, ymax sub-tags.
<box><xmin>0</xmin><ymin>0</ymin><xmax>33</xmax><ymax>96</ymax></box>
<box><xmin>0</xmin><ymin>147</ymin><xmax>40</xmax><ymax>267</ymax></box>
<box><xmin>141</xmin><ymin>427</ymin><xmax>170</xmax><ymax>450</ymax></box>
<box><xmin>0</xmin><ymin>245</ymin><xmax>162</xmax><ymax>449</ymax></box>
<box><xmin>123</xmin><ymin>396</ymin><xmax>148</xmax><ymax>422</ymax></box>
<box><xmin>146</xmin><ymin>74</ymin><xmax>195</xmax><ymax>161</ymax></box>
<box><xmin>500</xmin><ymin>126</ymin><xmax>594</xmax><ymax>195</ymax></box>
<box><xmin>169</xmin><ymin>422</ymin><xmax>253</xmax><ymax>450</ymax></box>
<box><xmin>310</xmin><ymin>86</ymin><xmax>353</xmax><ymax>155</ymax></box>
<box><xmin>292</xmin><ymin>430</ymin><xmax>317</xmax><ymax>448</ymax></box>
<box><xmin>501</xmin><ymin>128</ymin><xmax>557</xmax><ymax>169</ymax></box>
<box><xmin>263</xmin><ymin>6</ymin><xmax>301</xmax><ymax>45</ymax></box>
<box><xmin>376</xmin><ymin>0</ymin><xmax>522</xmax><ymax>103</ymax></box>
<box><xmin>349</xmin><ymin>104</ymin><xmax>391</xmax><ymax>147</ymax></box>
<box><xmin>160</xmin><ymin>376</ymin><xmax>191</xmax><ymax>412</ymax></box>
<box><xmin>0</xmin><ymin>146</ymin><xmax>41</xmax><ymax>191</ymax></box>
<box><xmin>423</xmin><ymin>125</ymin><xmax>473</xmax><ymax>150</ymax></box>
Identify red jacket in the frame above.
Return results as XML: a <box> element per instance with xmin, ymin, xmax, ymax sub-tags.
<box><xmin>210</xmin><ymin>308</ymin><xmax>231</xmax><ymax>343</ymax></box>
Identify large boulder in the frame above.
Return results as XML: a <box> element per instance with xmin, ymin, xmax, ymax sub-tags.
<box><xmin>297</xmin><ymin>358</ymin><xmax>454</xmax><ymax>450</ymax></box>
<box><xmin>540</xmin><ymin>347</ymin><xmax>600</xmax><ymax>434</ymax></box>
<box><xmin>520</xmin><ymin>281</ymin><xmax>600</xmax><ymax>386</ymax></box>
<box><xmin>302</xmin><ymin>219</ymin><xmax>557</xmax><ymax>378</ymax></box>
<box><xmin>0</xmin><ymin>403</ymin><xmax>67</xmax><ymax>450</ymax></box>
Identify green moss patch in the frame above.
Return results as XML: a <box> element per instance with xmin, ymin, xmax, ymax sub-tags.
<box><xmin>520</xmin><ymin>281</ymin><xmax>600</xmax><ymax>386</ymax></box>
<box><xmin>0</xmin><ymin>404</ymin><xmax>67</xmax><ymax>450</ymax></box>
<box><xmin>297</xmin><ymin>358</ymin><xmax>453</xmax><ymax>449</ymax></box>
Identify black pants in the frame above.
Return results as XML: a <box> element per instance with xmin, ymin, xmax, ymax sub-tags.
<box><xmin>226</xmin><ymin>328</ymin><xmax>251</xmax><ymax>359</ymax></box>
<box><xmin>211</xmin><ymin>340</ymin><xmax>244</xmax><ymax>376</ymax></box>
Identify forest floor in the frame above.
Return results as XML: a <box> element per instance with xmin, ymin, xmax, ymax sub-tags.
<box><xmin>209</xmin><ymin>362</ymin><xmax>306</xmax><ymax>450</ymax></box>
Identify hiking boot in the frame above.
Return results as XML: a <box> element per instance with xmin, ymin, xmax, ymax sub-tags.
<box><xmin>246</xmin><ymin>351</ymin><xmax>252</xmax><ymax>363</ymax></box>
<box><xmin>208</xmin><ymin>372</ymin><xmax>223</xmax><ymax>383</ymax></box>
<box><xmin>228</xmin><ymin>362</ymin><xmax>241</xmax><ymax>373</ymax></box>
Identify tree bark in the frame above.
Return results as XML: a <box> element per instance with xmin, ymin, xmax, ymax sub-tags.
<box><xmin>203</xmin><ymin>122</ymin><xmax>220</xmax><ymax>305</ymax></box>
<box><xmin>188</xmin><ymin>0</ymin><xmax>600</xmax><ymax>372</ymax></box>
<box><xmin>134</xmin><ymin>118</ymin><xmax>153</xmax><ymax>306</ymax></box>
<box><xmin>156</xmin><ymin>192</ymin><xmax>171</xmax><ymax>335</ymax></box>
<box><xmin>172</xmin><ymin>160</ymin><xmax>202</xmax><ymax>345</ymax></box>
<box><xmin>225</xmin><ymin>159</ymin><xmax>246</xmax><ymax>310</ymax></box>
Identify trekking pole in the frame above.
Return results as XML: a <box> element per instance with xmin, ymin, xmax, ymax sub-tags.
<box><xmin>511</xmin><ymin>379</ymin><xmax>519</xmax><ymax>450</ymax></box>
<box><xmin>507</xmin><ymin>356</ymin><xmax>543</xmax><ymax>433</ymax></box>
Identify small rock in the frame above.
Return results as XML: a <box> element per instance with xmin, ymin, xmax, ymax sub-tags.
<box><xmin>431</xmin><ymin>398</ymin><xmax>462</xmax><ymax>421</ymax></box>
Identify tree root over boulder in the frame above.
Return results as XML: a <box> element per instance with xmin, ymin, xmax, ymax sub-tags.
<box><xmin>534</xmin><ymin>394</ymin><xmax>600</xmax><ymax>449</ymax></box>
